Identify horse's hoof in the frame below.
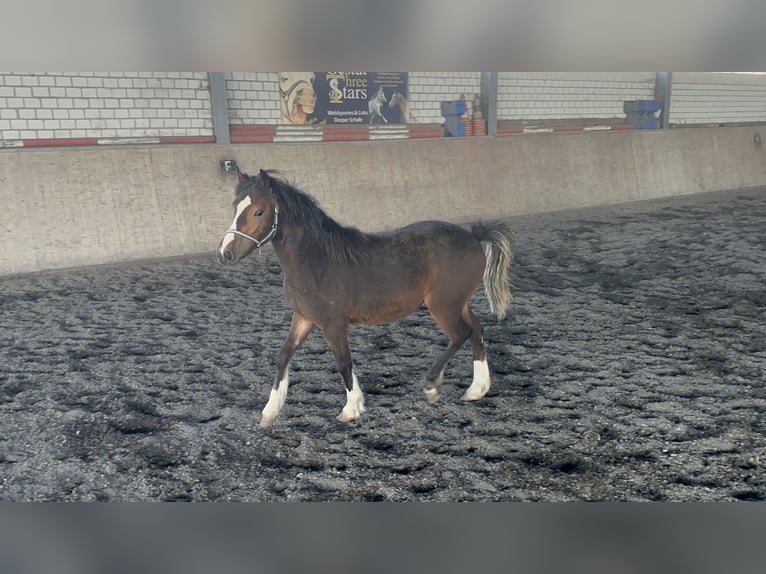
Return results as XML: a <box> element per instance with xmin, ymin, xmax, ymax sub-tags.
<box><xmin>260</xmin><ymin>415</ymin><xmax>275</xmax><ymax>428</ymax></box>
<box><xmin>461</xmin><ymin>389</ymin><xmax>483</xmax><ymax>401</ymax></box>
<box><xmin>424</xmin><ymin>388</ymin><xmax>440</xmax><ymax>403</ymax></box>
<box><xmin>337</xmin><ymin>411</ymin><xmax>359</xmax><ymax>423</ymax></box>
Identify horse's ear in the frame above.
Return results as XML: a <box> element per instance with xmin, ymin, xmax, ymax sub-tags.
<box><xmin>257</xmin><ymin>169</ymin><xmax>272</xmax><ymax>191</ymax></box>
<box><xmin>236</xmin><ymin>166</ymin><xmax>249</xmax><ymax>183</ymax></box>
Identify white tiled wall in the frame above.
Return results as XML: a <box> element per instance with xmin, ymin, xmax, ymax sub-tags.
<box><xmin>2</xmin><ymin>72</ymin><xmax>766</xmax><ymax>144</ymax></box>
<box><xmin>497</xmin><ymin>72</ymin><xmax>656</xmax><ymax>120</ymax></box>
<box><xmin>670</xmin><ymin>72</ymin><xmax>766</xmax><ymax>125</ymax></box>
<box><xmin>0</xmin><ymin>73</ymin><xmax>213</xmax><ymax>142</ymax></box>
<box><xmin>224</xmin><ymin>72</ymin><xmax>481</xmax><ymax>125</ymax></box>
<box><xmin>224</xmin><ymin>72</ymin><xmax>281</xmax><ymax>124</ymax></box>
<box><xmin>408</xmin><ymin>72</ymin><xmax>482</xmax><ymax>123</ymax></box>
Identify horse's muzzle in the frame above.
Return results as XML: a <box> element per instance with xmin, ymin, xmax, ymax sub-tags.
<box><xmin>217</xmin><ymin>248</ymin><xmax>236</xmax><ymax>265</ymax></box>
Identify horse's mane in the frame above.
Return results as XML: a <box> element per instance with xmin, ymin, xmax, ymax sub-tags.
<box><xmin>250</xmin><ymin>171</ymin><xmax>370</xmax><ymax>264</ymax></box>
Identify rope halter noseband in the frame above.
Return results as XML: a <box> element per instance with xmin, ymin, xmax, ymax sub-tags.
<box><xmin>223</xmin><ymin>203</ymin><xmax>280</xmax><ymax>254</ymax></box>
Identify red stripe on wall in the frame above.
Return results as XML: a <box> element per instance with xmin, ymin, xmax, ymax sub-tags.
<box><xmin>408</xmin><ymin>124</ymin><xmax>444</xmax><ymax>139</ymax></box>
<box><xmin>230</xmin><ymin>137</ymin><xmax>276</xmax><ymax>143</ymax></box>
<box><xmin>23</xmin><ymin>138</ymin><xmax>98</xmax><ymax>147</ymax></box>
<box><xmin>158</xmin><ymin>136</ymin><xmax>216</xmax><ymax>144</ymax></box>
<box><xmin>322</xmin><ymin>125</ymin><xmax>370</xmax><ymax>142</ymax></box>
<box><xmin>17</xmin><ymin>123</ymin><xmax>636</xmax><ymax>149</ymax></box>
<box><xmin>230</xmin><ymin>125</ymin><xmax>277</xmax><ymax>133</ymax></box>
<box><xmin>229</xmin><ymin>125</ymin><xmax>276</xmax><ymax>143</ymax></box>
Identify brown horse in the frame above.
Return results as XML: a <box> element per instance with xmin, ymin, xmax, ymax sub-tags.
<box><xmin>217</xmin><ymin>169</ymin><xmax>513</xmax><ymax>427</ymax></box>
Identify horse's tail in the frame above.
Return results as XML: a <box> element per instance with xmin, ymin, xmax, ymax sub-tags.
<box><xmin>472</xmin><ymin>222</ymin><xmax>514</xmax><ymax>320</ymax></box>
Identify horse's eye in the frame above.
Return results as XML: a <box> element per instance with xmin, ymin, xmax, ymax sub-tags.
<box><xmin>255</xmin><ymin>209</ymin><xmax>264</xmax><ymax>217</ymax></box>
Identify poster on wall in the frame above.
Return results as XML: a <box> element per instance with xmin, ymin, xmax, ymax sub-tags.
<box><xmin>278</xmin><ymin>72</ymin><xmax>409</xmax><ymax>125</ymax></box>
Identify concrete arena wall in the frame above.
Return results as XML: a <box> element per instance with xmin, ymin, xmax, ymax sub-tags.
<box><xmin>1</xmin><ymin>126</ymin><xmax>765</xmax><ymax>276</ymax></box>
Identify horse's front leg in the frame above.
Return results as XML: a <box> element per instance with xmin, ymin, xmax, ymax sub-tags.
<box><xmin>322</xmin><ymin>322</ymin><xmax>365</xmax><ymax>422</ymax></box>
<box><xmin>260</xmin><ymin>313</ymin><xmax>314</xmax><ymax>428</ymax></box>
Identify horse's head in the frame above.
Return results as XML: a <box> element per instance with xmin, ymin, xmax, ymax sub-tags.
<box><xmin>388</xmin><ymin>91</ymin><xmax>401</xmax><ymax>108</ymax></box>
<box><xmin>278</xmin><ymin>72</ymin><xmax>316</xmax><ymax>124</ymax></box>
<box><xmin>217</xmin><ymin>168</ymin><xmax>280</xmax><ymax>265</ymax></box>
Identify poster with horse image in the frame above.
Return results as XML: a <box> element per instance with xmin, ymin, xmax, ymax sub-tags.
<box><xmin>278</xmin><ymin>72</ymin><xmax>409</xmax><ymax>125</ymax></box>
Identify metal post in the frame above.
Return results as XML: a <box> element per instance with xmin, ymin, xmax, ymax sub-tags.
<box><xmin>654</xmin><ymin>72</ymin><xmax>672</xmax><ymax>129</ymax></box>
<box><xmin>481</xmin><ymin>72</ymin><xmax>498</xmax><ymax>136</ymax></box>
<box><xmin>208</xmin><ymin>72</ymin><xmax>230</xmax><ymax>144</ymax></box>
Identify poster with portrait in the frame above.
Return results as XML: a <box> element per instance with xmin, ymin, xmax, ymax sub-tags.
<box><xmin>278</xmin><ymin>72</ymin><xmax>409</xmax><ymax>125</ymax></box>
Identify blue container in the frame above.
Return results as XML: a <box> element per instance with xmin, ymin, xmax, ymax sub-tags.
<box><xmin>443</xmin><ymin>117</ymin><xmax>465</xmax><ymax>137</ymax></box>
<box><xmin>631</xmin><ymin>117</ymin><xmax>660</xmax><ymax>129</ymax></box>
<box><xmin>440</xmin><ymin>100</ymin><xmax>466</xmax><ymax>117</ymax></box>
<box><xmin>623</xmin><ymin>100</ymin><xmax>660</xmax><ymax>115</ymax></box>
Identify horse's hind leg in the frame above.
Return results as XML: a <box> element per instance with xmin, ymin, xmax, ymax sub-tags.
<box><xmin>424</xmin><ymin>301</ymin><xmax>473</xmax><ymax>403</ymax></box>
<box><xmin>261</xmin><ymin>313</ymin><xmax>314</xmax><ymax>428</ymax></box>
<box><xmin>321</xmin><ymin>322</ymin><xmax>365</xmax><ymax>422</ymax></box>
<box><xmin>460</xmin><ymin>304</ymin><xmax>491</xmax><ymax>401</ymax></box>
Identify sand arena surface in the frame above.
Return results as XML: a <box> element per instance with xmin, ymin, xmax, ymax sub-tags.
<box><xmin>1</xmin><ymin>188</ymin><xmax>764</xmax><ymax>501</ymax></box>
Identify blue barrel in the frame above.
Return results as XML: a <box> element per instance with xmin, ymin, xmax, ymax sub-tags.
<box><xmin>623</xmin><ymin>100</ymin><xmax>661</xmax><ymax>115</ymax></box>
<box><xmin>441</xmin><ymin>100</ymin><xmax>466</xmax><ymax>116</ymax></box>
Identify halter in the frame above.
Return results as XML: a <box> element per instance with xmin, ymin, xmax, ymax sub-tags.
<box><xmin>223</xmin><ymin>203</ymin><xmax>280</xmax><ymax>254</ymax></box>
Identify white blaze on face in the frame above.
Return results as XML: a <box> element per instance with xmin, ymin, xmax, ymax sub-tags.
<box><xmin>219</xmin><ymin>195</ymin><xmax>252</xmax><ymax>256</ymax></box>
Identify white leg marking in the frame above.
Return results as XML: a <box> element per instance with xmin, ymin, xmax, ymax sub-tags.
<box><xmin>219</xmin><ymin>196</ymin><xmax>252</xmax><ymax>255</ymax></box>
<box><xmin>462</xmin><ymin>359</ymin><xmax>491</xmax><ymax>401</ymax></box>
<box><xmin>260</xmin><ymin>368</ymin><xmax>288</xmax><ymax>428</ymax></box>
<box><xmin>338</xmin><ymin>370</ymin><xmax>365</xmax><ymax>422</ymax></box>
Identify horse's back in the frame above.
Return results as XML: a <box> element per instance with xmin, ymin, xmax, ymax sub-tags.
<box><xmin>383</xmin><ymin>220</ymin><xmax>482</xmax><ymax>253</ymax></box>
<box><xmin>377</xmin><ymin>219</ymin><xmax>486</xmax><ymax>279</ymax></box>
